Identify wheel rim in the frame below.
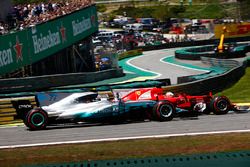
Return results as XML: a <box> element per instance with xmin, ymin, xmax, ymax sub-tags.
<box><xmin>31</xmin><ymin>113</ymin><xmax>45</xmax><ymax>127</ymax></box>
<box><xmin>217</xmin><ymin>99</ymin><xmax>228</xmax><ymax>111</ymax></box>
<box><xmin>160</xmin><ymin>105</ymin><xmax>173</xmax><ymax>117</ymax></box>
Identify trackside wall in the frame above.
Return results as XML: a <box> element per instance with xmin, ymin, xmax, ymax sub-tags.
<box><xmin>163</xmin><ymin>60</ymin><xmax>246</xmax><ymax>95</ymax></box>
<box><xmin>0</xmin><ymin>68</ymin><xmax>124</xmax><ymax>94</ymax></box>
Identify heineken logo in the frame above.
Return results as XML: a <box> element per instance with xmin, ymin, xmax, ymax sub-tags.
<box><xmin>0</xmin><ymin>36</ymin><xmax>23</xmax><ymax>68</ymax></box>
<box><xmin>60</xmin><ymin>24</ymin><xmax>67</xmax><ymax>42</ymax></box>
<box><xmin>32</xmin><ymin>30</ymin><xmax>61</xmax><ymax>54</ymax></box>
<box><xmin>72</xmin><ymin>17</ymin><xmax>91</xmax><ymax>36</ymax></box>
<box><xmin>14</xmin><ymin>36</ymin><xmax>23</xmax><ymax>62</ymax></box>
<box><xmin>0</xmin><ymin>48</ymin><xmax>13</xmax><ymax>68</ymax></box>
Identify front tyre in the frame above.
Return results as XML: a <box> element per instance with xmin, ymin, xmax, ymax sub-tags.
<box><xmin>210</xmin><ymin>96</ymin><xmax>231</xmax><ymax>115</ymax></box>
<box><xmin>25</xmin><ymin>108</ymin><xmax>48</xmax><ymax>130</ymax></box>
<box><xmin>153</xmin><ymin>101</ymin><xmax>175</xmax><ymax>121</ymax></box>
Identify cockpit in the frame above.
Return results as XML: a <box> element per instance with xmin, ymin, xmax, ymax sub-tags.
<box><xmin>74</xmin><ymin>93</ymin><xmax>100</xmax><ymax>103</ymax></box>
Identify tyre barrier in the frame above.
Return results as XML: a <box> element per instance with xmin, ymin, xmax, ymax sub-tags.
<box><xmin>27</xmin><ymin>151</ymin><xmax>250</xmax><ymax>167</ymax></box>
<box><xmin>0</xmin><ymin>96</ymin><xmax>36</xmax><ymax>125</ymax></box>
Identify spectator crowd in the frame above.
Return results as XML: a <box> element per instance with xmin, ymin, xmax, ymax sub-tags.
<box><xmin>0</xmin><ymin>0</ymin><xmax>94</xmax><ymax>35</ymax></box>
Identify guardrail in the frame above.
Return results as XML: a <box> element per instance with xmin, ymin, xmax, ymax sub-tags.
<box><xmin>201</xmin><ymin>57</ymin><xmax>241</xmax><ymax>69</ymax></box>
<box><xmin>27</xmin><ymin>151</ymin><xmax>250</xmax><ymax>167</ymax></box>
<box><xmin>177</xmin><ymin>57</ymin><xmax>243</xmax><ymax>84</ymax></box>
<box><xmin>0</xmin><ymin>68</ymin><xmax>124</xmax><ymax>94</ymax></box>
<box><xmin>164</xmin><ymin>61</ymin><xmax>246</xmax><ymax>95</ymax></box>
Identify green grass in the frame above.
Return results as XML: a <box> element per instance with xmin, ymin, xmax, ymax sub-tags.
<box><xmin>1</xmin><ymin>133</ymin><xmax>250</xmax><ymax>167</ymax></box>
<box><xmin>179</xmin><ymin>4</ymin><xmax>229</xmax><ymax>19</ymax></box>
<box><xmin>217</xmin><ymin>67</ymin><xmax>250</xmax><ymax>103</ymax></box>
<box><xmin>101</xmin><ymin>0</ymin><xmax>239</xmax><ymax>19</ymax></box>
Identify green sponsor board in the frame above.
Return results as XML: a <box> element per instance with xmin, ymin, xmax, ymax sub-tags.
<box><xmin>0</xmin><ymin>5</ymin><xmax>98</xmax><ymax>75</ymax></box>
<box><xmin>0</xmin><ymin>29</ymin><xmax>30</xmax><ymax>75</ymax></box>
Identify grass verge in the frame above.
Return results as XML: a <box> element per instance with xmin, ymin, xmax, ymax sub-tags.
<box><xmin>1</xmin><ymin>133</ymin><xmax>250</xmax><ymax>167</ymax></box>
<box><xmin>217</xmin><ymin>67</ymin><xmax>250</xmax><ymax>103</ymax></box>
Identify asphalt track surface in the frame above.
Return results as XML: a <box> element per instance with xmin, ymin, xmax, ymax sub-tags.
<box><xmin>0</xmin><ymin>48</ymin><xmax>250</xmax><ymax>148</ymax></box>
<box><xmin>129</xmin><ymin>48</ymin><xmax>207</xmax><ymax>84</ymax></box>
<box><xmin>0</xmin><ymin>112</ymin><xmax>250</xmax><ymax>148</ymax></box>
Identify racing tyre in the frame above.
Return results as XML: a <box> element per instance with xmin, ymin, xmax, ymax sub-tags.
<box><xmin>25</xmin><ymin>108</ymin><xmax>48</xmax><ymax>130</ymax></box>
<box><xmin>153</xmin><ymin>101</ymin><xmax>175</xmax><ymax>121</ymax></box>
<box><xmin>210</xmin><ymin>96</ymin><xmax>231</xmax><ymax>115</ymax></box>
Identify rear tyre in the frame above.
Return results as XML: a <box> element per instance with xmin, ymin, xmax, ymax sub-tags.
<box><xmin>25</xmin><ymin>108</ymin><xmax>48</xmax><ymax>130</ymax></box>
<box><xmin>210</xmin><ymin>96</ymin><xmax>231</xmax><ymax>115</ymax></box>
<box><xmin>153</xmin><ymin>101</ymin><xmax>175</xmax><ymax>121</ymax></box>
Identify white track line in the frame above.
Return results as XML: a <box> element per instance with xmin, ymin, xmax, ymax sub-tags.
<box><xmin>160</xmin><ymin>56</ymin><xmax>210</xmax><ymax>72</ymax></box>
<box><xmin>1</xmin><ymin>129</ymin><xmax>250</xmax><ymax>149</ymax></box>
<box><xmin>126</xmin><ymin>55</ymin><xmax>162</xmax><ymax>78</ymax></box>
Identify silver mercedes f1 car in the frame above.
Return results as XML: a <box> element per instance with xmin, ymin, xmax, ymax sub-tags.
<box><xmin>22</xmin><ymin>90</ymin><xmax>176</xmax><ymax>130</ymax></box>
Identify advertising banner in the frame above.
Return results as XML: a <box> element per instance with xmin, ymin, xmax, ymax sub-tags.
<box><xmin>214</xmin><ymin>22</ymin><xmax>250</xmax><ymax>39</ymax></box>
<box><xmin>0</xmin><ymin>29</ymin><xmax>30</xmax><ymax>75</ymax></box>
<box><xmin>0</xmin><ymin>5</ymin><xmax>98</xmax><ymax>75</ymax></box>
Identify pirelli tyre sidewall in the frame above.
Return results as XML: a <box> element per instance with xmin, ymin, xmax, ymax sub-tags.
<box><xmin>153</xmin><ymin>101</ymin><xmax>175</xmax><ymax>121</ymax></box>
<box><xmin>210</xmin><ymin>96</ymin><xmax>231</xmax><ymax>115</ymax></box>
<box><xmin>26</xmin><ymin>108</ymin><xmax>48</xmax><ymax>130</ymax></box>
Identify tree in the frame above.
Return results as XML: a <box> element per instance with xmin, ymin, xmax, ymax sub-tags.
<box><xmin>153</xmin><ymin>5</ymin><xmax>170</xmax><ymax>21</ymax></box>
<box><xmin>97</xmin><ymin>4</ymin><xmax>107</xmax><ymax>13</ymax></box>
<box><xmin>169</xmin><ymin>5</ymin><xmax>186</xmax><ymax>18</ymax></box>
<box><xmin>237</xmin><ymin>0</ymin><xmax>250</xmax><ymax>21</ymax></box>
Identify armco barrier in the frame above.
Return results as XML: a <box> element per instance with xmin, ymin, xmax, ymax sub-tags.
<box><xmin>177</xmin><ymin>57</ymin><xmax>242</xmax><ymax>84</ymax></box>
<box><xmin>27</xmin><ymin>151</ymin><xmax>250</xmax><ymax>167</ymax></box>
<box><xmin>0</xmin><ymin>68</ymin><xmax>124</xmax><ymax>94</ymax></box>
<box><xmin>175</xmin><ymin>45</ymin><xmax>215</xmax><ymax>60</ymax></box>
<box><xmin>201</xmin><ymin>57</ymin><xmax>241</xmax><ymax>69</ymax></box>
<box><xmin>0</xmin><ymin>96</ymin><xmax>36</xmax><ymax>125</ymax></box>
<box><xmin>163</xmin><ymin>61</ymin><xmax>246</xmax><ymax>95</ymax></box>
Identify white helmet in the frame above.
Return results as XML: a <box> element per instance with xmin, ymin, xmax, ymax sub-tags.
<box><xmin>166</xmin><ymin>92</ymin><xmax>174</xmax><ymax>97</ymax></box>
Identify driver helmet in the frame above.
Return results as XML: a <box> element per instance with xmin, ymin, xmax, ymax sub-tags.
<box><xmin>166</xmin><ymin>92</ymin><xmax>174</xmax><ymax>97</ymax></box>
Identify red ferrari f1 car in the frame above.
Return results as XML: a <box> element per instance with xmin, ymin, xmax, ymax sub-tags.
<box><xmin>119</xmin><ymin>87</ymin><xmax>241</xmax><ymax>115</ymax></box>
